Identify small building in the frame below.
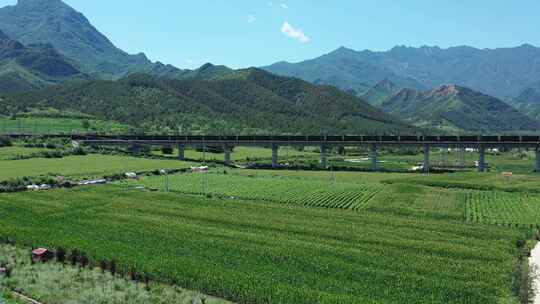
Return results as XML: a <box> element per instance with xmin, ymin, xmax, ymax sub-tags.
<box><xmin>32</xmin><ymin>248</ymin><xmax>53</xmax><ymax>262</ymax></box>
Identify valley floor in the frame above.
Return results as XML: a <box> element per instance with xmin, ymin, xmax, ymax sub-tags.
<box><xmin>0</xmin><ymin>143</ymin><xmax>539</xmax><ymax>303</ymax></box>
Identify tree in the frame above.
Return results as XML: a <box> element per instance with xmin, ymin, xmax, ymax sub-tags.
<box><xmin>82</xmin><ymin>119</ymin><xmax>91</xmax><ymax>130</ymax></box>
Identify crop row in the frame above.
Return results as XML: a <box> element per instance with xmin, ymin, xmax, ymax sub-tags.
<box><xmin>465</xmin><ymin>190</ymin><xmax>540</xmax><ymax>227</ymax></box>
<box><xmin>0</xmin><ymin>185</ymin><xmax>528</xmax><ymax>304</ymax></box>
<box><xmin>130</xmin><ymin>172</ymin><xmax>382</xmax><ymax>211</ymax></box>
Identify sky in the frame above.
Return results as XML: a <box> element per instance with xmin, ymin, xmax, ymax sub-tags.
<box><xmin>1</xmin><ymin>0</ymin><xmax>540</xmax><ymax>69</ymax></box>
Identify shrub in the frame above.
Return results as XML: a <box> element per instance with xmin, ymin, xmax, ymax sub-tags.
<box><xmin>56</xmin><ymin>247</ymin><xmax>66</xmax><ymax>263</ymax></box>
<box><xmin>72</xmin><ymin>146</ymin><xmax>87</xmax><ymax>156</ymax></box>
<box><xmin>0</xmin><ymin>136</ymin><xmax>12</xmax><ymax>147</ymax></box>
<box><xmin>69</xmin><ymin>249</ymin><xmax>80</xmax><ymax>266</ymax></box>
<box><xmin>161</xmin><ymin>146</ymin><xmax>174</xmax><ymax>155</ymax></box>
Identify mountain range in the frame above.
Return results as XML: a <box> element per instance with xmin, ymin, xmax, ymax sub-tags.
<box><xmin>263</xmin><ymin>45</ymin><xmax>540</xmax><ymax>101</ymax></box>
<box><xmin>374</xmin><ymin>82</ymin><xmax>540</xmax><ymax>132</ymax></box>
<box><xmin>0</xmin><ymin>0</ymin><xmax>184</xmax><ymax>79</ymax></box>
<box><xmin>0</xmin><ymin>0</ymin><xmax>539</xmax><ymax>134</ymax></box>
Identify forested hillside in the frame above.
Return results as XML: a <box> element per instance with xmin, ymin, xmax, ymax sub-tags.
<box><xmin>382</xmin><ymin>85</ymin><xmax>540</xmax><ymax>132</ymax></box>
<box><xmin>0</xmin><ymin>29</ymin><xmax>86</xmax><ymax>92</ymax></box>
<box><xmin>0</xmin><ymin>68</ymin><xmax>412</xmax><ymax>134</ymax></box>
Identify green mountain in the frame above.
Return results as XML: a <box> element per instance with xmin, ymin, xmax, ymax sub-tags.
<box><xmin>264</xmin><ymin>45</ymin><xmax>540</xmax><ymax>100</ymax></box>
<box><xmin>513</xmin><ymin>84</ymin><xmax>540</xmax><ymax>120</ymax></box>
<box><xmin>265</xmin><ymin>47</ymin><xmax>426</xmax><ymax>96</ymax></box>
<box><xmin>0</xmin><ymin>0</ymin><xmax>185</xmax><ymax>79</ymax></box>
<box><xmin>0</xmin><ymin>29</ymin><xmax>86</xmax><ymax>92</ymax></box>
<box><xmin>362</xmin><ymin>79</ymin><xmax>400</xmax><ymax>105</ymax></box>
<box><xmin>381</xmin><ymin>85</ymin><xmax>540</xmax><ymax>132</ymax></box>
<box><xmin>0</xmin><ymin>68</ymin><xmax>412</xmax><ymax>135</ymax></box>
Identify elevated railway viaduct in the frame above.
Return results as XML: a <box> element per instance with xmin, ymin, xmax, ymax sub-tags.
<box><xmin>8</xmin><ymin>134</ymin><xmax>540</xmax><ymax>172</ymax></box>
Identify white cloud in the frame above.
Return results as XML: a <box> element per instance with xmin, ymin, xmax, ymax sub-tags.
<box><xmin>281</xmin><ymin>22</ymin><xmax>310</xmax><ymax>43</ymax></box>
<box><xmin>280</xmin><ymin>3</ymin><xmax>288</xmax><ymax>9</ymax></box>
<box><xmin>186</xmin><ymin>59</ymin><xmax>194</xmax><ymax>64</ymax></box>
<box><xmin>247</xmin><ymin>14</ymin><xmax>256</xmax><ymax>24</ymax></box>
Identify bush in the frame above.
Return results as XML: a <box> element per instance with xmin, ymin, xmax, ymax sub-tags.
<box><xmin>56</xmin><ymin>247</ymin><xmax>66</xmax><ymax>263</ymax></box>
<box><xmin>72</xmin><ymin>146</ymin><xmax>87</xmax><ymax>156</ymax></box>
<box><xmin>161</xmin><ymin>146</ymin><xmax>174</xmax><ymax>155</ymax></box>
<box><xmin>0</xmin><ymin>136</ymin><xmax>12</xmax><ymax>147</ymax></box>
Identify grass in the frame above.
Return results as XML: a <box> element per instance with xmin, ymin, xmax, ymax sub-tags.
<box><xmin>0</xmin><ymin>146</ymin><xmax>52</xmax><ymax>160</ymax></box>
<box><xmin>154</xmin><ymin>146</ymin><xmax>320</xmax><ymax>163</ymax></box>
<box><xmin>127</xmin><ymin>171</ymin><xmax>382</xmax><ymax>211</ymax></box>
<box><xmin>0</xmin><ymin>184</ymin><xmax>530</xmax><ymax>304</ymax></box>
<box><xmin>0</xmin><ymin>117</ymin><xmax>129</xmax><ymax>135</ymax></box>
<box><xmin>0</xmin><ymin>245</ymin><xmax>229</xmax><ymax>304</ymax></box>
<box><xmin>233</xmin><ymin>168</ymin><xmax>413</xmax><ymax>184</ymax></box>
<box><xmin>384</xmin><ymin>171</ymin><xmax>540</xmax><ymax>193</ymax></box>
<box><xmin>0</xmin><ymin>155</ymin><xmax>196</xmax><ymax>181</ymax></box>
<box><xmin>366</xmin><ymin>183</ymin><xmax>468</xmax><ymax>221</ymax></box>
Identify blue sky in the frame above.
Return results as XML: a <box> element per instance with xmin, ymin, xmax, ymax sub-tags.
<box><xmin>1</xmin><ymin>0</ymin><xmax>540</xmax><ymax>69</ymax></box>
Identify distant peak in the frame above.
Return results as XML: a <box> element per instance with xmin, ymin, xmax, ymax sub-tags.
<box><xmin>518</xmin><ymin>43</ymin><xmax>537</xmax><ymax>49</ymax></box>
<box><xmin>199</xmin><ymin>63</ymin><xmax>215</xmax><ymax>70</ymax></box>
<box><xmin>331</xmin><ymin>46</ymin><xmax>356</xmax><ymax>55</ymax></box>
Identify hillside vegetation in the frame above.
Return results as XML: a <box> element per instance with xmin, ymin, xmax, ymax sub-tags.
<box><xmin>0</xmin><ymin>29</ymin><xmax>86</xmax><ymax>92</ymax></box>
<box><xmin>0</xmin><ymin>69</ymin><xmax>412</xmax><ymax>134</ymax></box>
<box><xmin>381</xmin><ymin>84</ymin><xmax>540</xmax><ymax>132</ymax></box>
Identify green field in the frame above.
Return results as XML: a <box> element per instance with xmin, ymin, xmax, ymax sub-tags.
<box><xmin>0</xmin><ymin>184</ymin><xmax>529</xmax><ymax>304</ymax></box>
<box><xmin>385</xmin><ymin>171</ymin><xmax>540</xmax><ymax>193</ymax></box>
<box><xmin>233</xmin><ymin>168</ymin><xmax>412</xmax><ymax>184</ymax></box>
<box><xmin>466</xmin><ymin>191</ymin><xmax>540</xmax><ymax>227</ymax></box>
<box><xmin>0</xmin><ymin>155</ymin><xmax>196</xmax><ymax>181</ymax></box>
<box><xmin>0</xmin><ymin>146</ymin><xmax>51</xmax><ymax>160</ymax></box>
<box><xmin>0</xmin><ymin>117</ymin><xmax>129</xmax><ymax>135</ymax></box>
<box><xmin>128</xmin><ymin>171</ymin><xmax>382</xmax><ymax>210</ymax></box>
<box><xmin>0</xmin><ymin>148</ymin><xmax>538</xmax><ymax>303</ymax></box>
<box><xmin>153</xmin><ymin>146</ymin><xmax>321</xmax><ymax>163</ymax></box>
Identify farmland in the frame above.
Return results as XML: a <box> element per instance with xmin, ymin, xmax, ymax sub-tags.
<box><xmin>127</xmin><ymin>171</ymin><xmax>382</xmax><ymax>210</ymax></box>
<box><xmin>0</xmin><ymin>146</ymin><xmax>52</xmax><ymax>160</ymax></box>
<box><xmin>385</xmin><ymin>171</ymin><xmax>540</xmax><ymax>193</ymax></box>
<box><xmin>466</xmin><ymin>191</ymin><xmax>540</xmax><ymax>227</ymax></box>
<box><xmin>0</xmin><ymin>184</ymin><xmax>531</xmax><ymax>304</ymax></box>
<box><xmin>0</xmin><ymin>143</ymin><xmax>539</xmax><ymax>303</ymax></box>
<box><xmin>0</xmin><ymin>245</ymin><xmax>229</xmax><ymax>304</ymax></box>
<box><xmin>0</xmin><ymin>154</ymin><xmax>196</xmax><ymax>181</ymax></box>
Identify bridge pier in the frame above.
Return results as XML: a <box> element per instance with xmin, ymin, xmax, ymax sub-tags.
<box><xmin>371</xmin><ymin>144</ymin><xmax>379</xmax><ymax>172</ymax></box>
<box><xmin>536</xmin><ymin>148</ymin><xmax>540</xmax><ymax>172</ymax></box>
<box><xmin>457</xmin><ymin>146</ymin><xmax>465</xmax><ymax>168</ymax></box>
<box><xmin>478</xmin><ymin>145</ymin><xmax>487</xmax><ymax>172</ymax></box>
<box><xmin>272</xmin><ymin>144</ymin><xmax>279</xmax><ymax>168</ymax></box>
<box><xmin>178</xmin><ymin>144</ymin><xmax>185</xmax><ymax>161</ymax></box>
<box><xmin>423</xmin><ymin>144</ymin><xmax>430</xmax><ymax>173</ymax></box>
<box><xmin>224</xmin><ymin>147</ymin><xmax>232</xmax><ymax>166</ymax></box>
<box><xmin>320</xmin><ymin>145</ymin><xmax>328</xmax><ymax>169</ymax></box>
